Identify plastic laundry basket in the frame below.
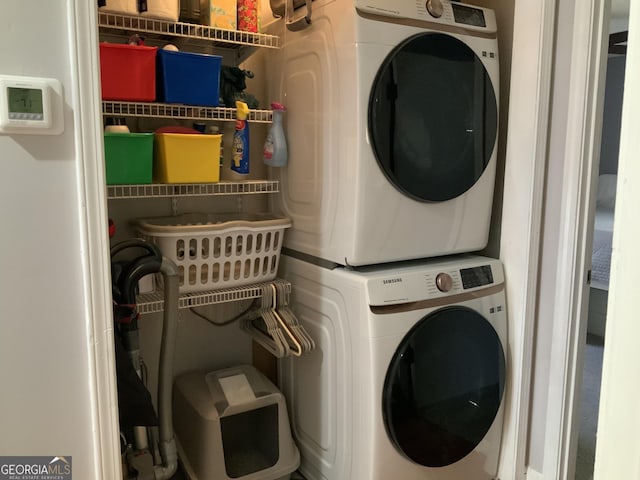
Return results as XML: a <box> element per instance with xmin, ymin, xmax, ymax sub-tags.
<box><xmin>133</xmin><ymin>212</ymin><xmax>291</xmax><ymax>293</ymax></box>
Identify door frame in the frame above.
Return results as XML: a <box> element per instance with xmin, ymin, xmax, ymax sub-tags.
<box><xmin>496</xmin><ymin>0</ymin><xmax>557</xmax><ymax>477</ymax></box>
<box><xmin>71</xmin><ymin>1</ymin><xmax>123</xmax><ymax>478</ymax></box>
<box><xmin>540</xmin><ymin>0</ymin><xmax>610</xmax><ymax>478</ymax></box>
<box><xmin>498</xmin><ymin>0</ymin><xmax>610</xmax><ymax>478</ymax></box>
<box><xmin>68</xmin><ymin>0</ymin><xmax>619</xmax><ymax>477</ymax></box>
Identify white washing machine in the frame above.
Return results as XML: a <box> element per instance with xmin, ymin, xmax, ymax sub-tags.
<box><xmin>266</xmin><ymin>0</ymin><xmax>500</xmax><ymax>266</ymax></box>
<box><xmin>278</xmin><ymin>253</ymin><xmax>507</xmax><ymax>480</ymax></box>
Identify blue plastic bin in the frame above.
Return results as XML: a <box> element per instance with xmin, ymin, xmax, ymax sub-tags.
<box><xmin>156</xmin><ymin>49</ymin><xmax>222</xmax><ymax>107</ymax></box>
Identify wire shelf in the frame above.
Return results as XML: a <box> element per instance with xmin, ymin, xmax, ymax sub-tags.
<box><xmin>102</xmin><ymin>101</ymin><xmax>273</xmax><ymax>123</ymax></box>
<box><xmin>136</xmin><ymin>278</ymin><xmax>291</xmax><ymax>314</ymax></box>
<box><xmin>98</xmin><ymin>11</ymin><xmax>280</xmax><ymax>49</ymax></box>
<box><xmin>107</xmin><ymin>181</ymin><xmax>279</xmax><ymax>199</ymax></box>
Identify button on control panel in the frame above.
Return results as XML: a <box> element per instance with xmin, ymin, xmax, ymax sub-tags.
<box><xmin>426</xmin><ymin>0</ymin><xmax>444</xmax><ymax>18</ymax></box>
<box><xmin>9</xmin><ymin>112</ymin><xmax>44</xmax><ymax>121</ymax></box>
<box><xmin>435</xmin><ymin>272</ymin><xmax>453</xmax><ymax>292</ymax></box>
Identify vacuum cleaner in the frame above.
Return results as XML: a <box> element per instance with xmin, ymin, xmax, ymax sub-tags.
<box><xmin>111</xmin><ymin>238</ymin><xmax>179</xmax><ymax>480</ymax></box>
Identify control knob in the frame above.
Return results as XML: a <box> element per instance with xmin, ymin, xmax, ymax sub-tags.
<box><xmin>426</xmin><ymin>0</ymin><xmax>444</xmax><ymax>18</ymax></box>
<box><xmin>436</xmin><ymin>273</ymin><xmax>453</xmax><ymax>292</ymax></box>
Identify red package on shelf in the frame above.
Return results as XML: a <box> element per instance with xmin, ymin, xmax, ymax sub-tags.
<box><xmin>237</xmin><ymin>0</ymin><xmax>258</xmax><ymax>32</ymax></box>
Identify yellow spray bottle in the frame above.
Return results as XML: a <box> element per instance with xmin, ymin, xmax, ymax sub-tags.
<box><xmin>231</xmin><ymin>101</ymin><xmax>250</xmax><ymax>175</ymax></box>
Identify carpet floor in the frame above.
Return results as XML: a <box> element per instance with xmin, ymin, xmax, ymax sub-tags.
<box><xmin>575</xmin><ymin>333</ymin><xmax>604</xmax><ymax>480</ymax></box>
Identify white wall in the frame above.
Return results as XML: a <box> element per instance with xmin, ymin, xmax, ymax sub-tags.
<box><xmin>599</xmin><ymin>55</ymin><xmax>626</xmax><ymax>174</ymax></box>
<box><xmin>610</xmin><ymin>0</ymin><xmax>630</xmax><ymax>30</ymax></box>
<box><xmin>0</xmin><ymin>2</ymin><xmax>117</xmax><ymax>478</ymax></box>
<box><xmin>473</xmin><ymin>0</ymin><xmax>515</xmax><ymax>259</ymax></box>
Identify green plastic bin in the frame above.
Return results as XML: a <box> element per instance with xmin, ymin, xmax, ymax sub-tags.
<box><xmin>104</xmin><ymin>132</ymin><xmax>154</xmax><ymax>185</ymax></box>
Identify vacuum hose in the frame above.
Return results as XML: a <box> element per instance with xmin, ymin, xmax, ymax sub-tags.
<box><xmin>110</xmin><ymin>240</ymin><xmax>179</xmax><ymax>480</ymax></box>
<box><xmin>155</xmin><ymin>258</ymin><xmax>179</xmax><ymax>480</ymax></box>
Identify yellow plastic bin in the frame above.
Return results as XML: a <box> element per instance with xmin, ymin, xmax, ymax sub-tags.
<box><xmin>154</xmin><ymin>133</ymin><xmax>222</xmax><ymax>183</ymax></box>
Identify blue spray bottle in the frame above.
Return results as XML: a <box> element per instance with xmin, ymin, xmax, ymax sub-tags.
<box><xmin>263</xmin><ymin>102</ymin><xmax>288</xmax><ymax>167</ymax></box>
<box><xmin>231</xmin><ymin>101</ymin><xmax>250</xmax><ymax>175</ymax></box>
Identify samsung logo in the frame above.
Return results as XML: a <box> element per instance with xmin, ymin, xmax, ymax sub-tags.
<box><xmin>383</xmin><ymin>278</ymin><xmax>403</xmax><ymax>285</ymax></box>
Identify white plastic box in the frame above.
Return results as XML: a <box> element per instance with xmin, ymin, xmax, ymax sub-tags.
<box><xmin>99</xmin><ymin>0</ymin><xmax>138</xmax><ymax>15</ymax></box>
<box><xmin>99</xmin><ymin>0</ymin><xmax>179</xmax><ymax>20</ymax></box>
<box><xmin>140</xmin><ymin>0</ymin><xmax>180</xmax><ymax>22</ymax></box>
<box><xmin>173</xmin><ymin>365</ymin><xmax>300</xmax><ymax>480</ymax></box>
<box><xmin>133</xmin><ymin>213</ymin><xmax>291</xmax><ymax>293</ymax></box>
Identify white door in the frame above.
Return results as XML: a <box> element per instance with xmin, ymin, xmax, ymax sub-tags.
<box><xmin>592</xmin><ymin>0</ymin><xmax>640</xmax><ymax>476</ymax></box>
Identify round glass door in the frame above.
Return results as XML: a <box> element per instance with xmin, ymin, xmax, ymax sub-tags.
<box><xmin>368</xmin><ymin>33</ymin><xmax>498</xmax><ymax>202</ymax></box>
<box><xmin>382</xmin><ymin>306</ymin><xmax>506</xmax><ymax>467</ymax></box>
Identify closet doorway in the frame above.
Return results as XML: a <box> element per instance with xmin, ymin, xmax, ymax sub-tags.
<box><xmin>575</xmin><ymin>6</ymin><xmax>628</xmax><ymax>479</ymax></box>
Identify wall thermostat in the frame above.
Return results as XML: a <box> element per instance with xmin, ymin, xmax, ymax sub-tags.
<box><xmin>0</xmin><ymin>74</ymin><xmax>64</xmax><ymax>135</ymax></box>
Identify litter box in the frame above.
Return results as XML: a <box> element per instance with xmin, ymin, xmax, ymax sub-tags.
<box><xmin>173</xmin><ymin>365</ymin><xmax>300</xmax><ymax>480</ymax></box>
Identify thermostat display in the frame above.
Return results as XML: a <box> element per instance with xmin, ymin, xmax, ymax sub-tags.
<box><xmin>0</xmin><ymin>75</ymin><xmax>64</xmax><ymax>135</ymax></box>
<box><xmin>9</xmin><ymin>87</ymin><xmax>44</xmax><ymax>118</ymax></box>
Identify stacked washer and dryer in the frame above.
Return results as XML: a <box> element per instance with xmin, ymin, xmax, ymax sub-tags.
<box><xmin>266</xmin><ymin>1</ymin><xmax>507</xmax><ymax>479</ymax></box>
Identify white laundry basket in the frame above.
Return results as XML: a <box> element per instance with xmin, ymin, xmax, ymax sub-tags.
<box><xmin>133</xmin><ymin>212</ymin><xmax>291</xmax><ymax>293</ymax></box>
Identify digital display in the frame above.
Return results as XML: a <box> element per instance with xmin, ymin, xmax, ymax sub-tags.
<box><xmin>8</xmin><ymin>87</ymin><xmax>44</xmax><ymax>115</ymax></box>
<box><xmin>460</xmin><ymin>265</ymin><xmax>494</xmax><ymax>289</ymax></box>
<box><xmin>452</xmin><ymin>3</ymin><xmax>486</xmax><ymax>27</ymax></box>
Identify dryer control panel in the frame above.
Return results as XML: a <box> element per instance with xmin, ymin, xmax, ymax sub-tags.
<box><xmin>365</xmin><ymin>257</ymin><xmax>504</xmax><ymax>306</ymax></box>
<box><xmin>354</xmin><ymin>0</ymin><xmax>497</xmax><ymax>34</ymax></box>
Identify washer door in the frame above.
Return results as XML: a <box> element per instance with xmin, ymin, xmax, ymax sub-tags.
<box><xmin>382</xmin><ymin>306</ymin><xmax>506</xmax><ymax>467</ymax></box>
<box><xmin>368</xmin><ymin>33</ymin><xmax>498</xmax><ymax>202</ymax></box>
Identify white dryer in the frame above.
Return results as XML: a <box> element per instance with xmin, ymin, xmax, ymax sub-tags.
<box><xmin>278</xmin><ymin>253</ymin><xmax>507</xmax><ymax>480</ymax></box>
<box><xmin>267</xmin><ymin>0</ymin><xmax>500</xmax><ymax>266</ymax></box>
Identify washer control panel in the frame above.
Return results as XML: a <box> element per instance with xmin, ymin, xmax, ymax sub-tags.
<box><xmin>460</xmin><ymin>265</ymin><xmax>494</xmax><ymax>289</ymax></box>
<box><xmin>448</xmin><ymin>2</ymin><xmax>487</xmax><ymax>27</ymax></box>
<box><xmin>366</xmin><ymin>257</ymin><xmax>503</xmax><ymax>306</ymax></box>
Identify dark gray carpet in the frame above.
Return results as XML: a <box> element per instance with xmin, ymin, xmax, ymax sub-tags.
<box><xmin>575</xmin><ymin>334</ymin><xmax>604</xmax><ymax>480</ymax></box>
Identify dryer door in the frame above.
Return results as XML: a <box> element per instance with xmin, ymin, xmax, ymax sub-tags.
<box><xmin>382</xmin><ymin>306</ymin><xmax>506</xmax><ymax>467</ymax></box>
<box><xmin>368</xmin><ymin>32</ymin><xmax>498</xmax><ymax>202</ymax></box>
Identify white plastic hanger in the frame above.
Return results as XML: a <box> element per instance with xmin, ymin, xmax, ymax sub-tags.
<box><xmin>240</xmin><ymin>283</ymin><xmax>288</xmax><ymax>357</ymax></box>
<box><xmin>274</xmin><ymin>281</ymin><xmax>315</xmax><ymax>354</ymax></box>
<box><xmin>239</xmin><ymin>280</ymin><xmax>315</xmax><ymax>357</ymax></box>
<box><xmin>271</xmin><ymin>283</ymin><xmax>303</xmax><ymax>357</ymax></box>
